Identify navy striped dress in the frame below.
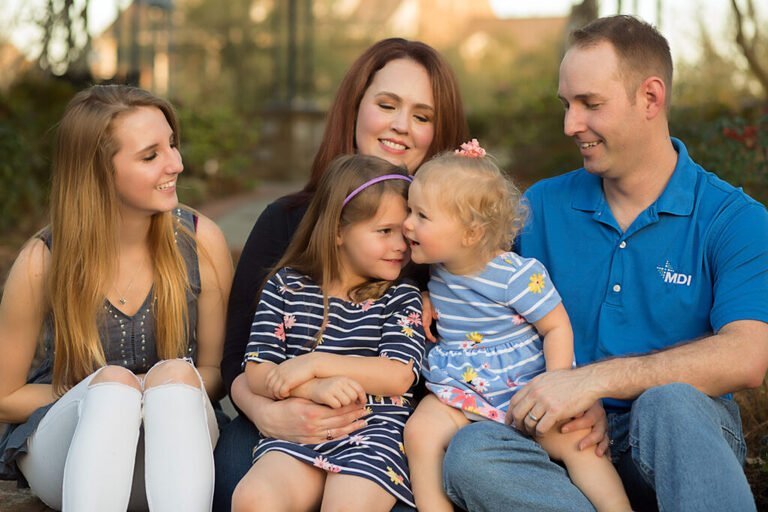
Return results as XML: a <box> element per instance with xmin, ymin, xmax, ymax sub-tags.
<box><xmin>244</xmin><ymin>267</ymin><xmax>425</xmax><ymax>507</ymax></box>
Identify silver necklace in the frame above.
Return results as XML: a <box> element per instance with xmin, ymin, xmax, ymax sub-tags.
<box><xmin>114</xmin><ymin>259</ymin><xmax>145</xmax><ymax>306</ymax></box>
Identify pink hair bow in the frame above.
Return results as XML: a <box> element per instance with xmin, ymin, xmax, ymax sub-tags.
<box><xmin>455</xmin><ymin>139</ymin><xmax>486</xmax><ymax>158</ymax></box>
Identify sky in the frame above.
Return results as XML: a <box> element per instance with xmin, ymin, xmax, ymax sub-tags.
<box><xmin>489</xmin><ymin>0</ymin><xmax>735</xmax><ymax>64</ymax></box>
<box><xmin>0</xmin><ymin>0</ymin><xmax>745</xmax><ymax>65</ymax></box>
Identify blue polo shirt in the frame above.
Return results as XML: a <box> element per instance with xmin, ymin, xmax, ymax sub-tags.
<box><xmin>518</xmin><ymin>138</ymin><xmax>768</xmax><ymax>410</ymax></box>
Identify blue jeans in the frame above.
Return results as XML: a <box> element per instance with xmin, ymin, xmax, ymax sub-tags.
<box><xmin>212</xmin><ymin>414</ymin><xmax>416</xmax><ymax>512</ymax></box>
<box><xmin>443</xmin><ymin>383</ymin><xmax>754</xmax><ymax>512</ymax></box>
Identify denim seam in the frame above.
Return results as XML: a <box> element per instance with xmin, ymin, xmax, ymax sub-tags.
<box><xmin>627</xmin><ymin>431</ymin><xmax>655</xmax><ymax>484</ymax></box>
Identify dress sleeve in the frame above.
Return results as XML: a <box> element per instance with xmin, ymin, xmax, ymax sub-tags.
<box><xmin>222</xmin><ymin>199</ymin><xmax>302</xmax><ymax>393</ymax></box>
<box><xmin>378</xmin><ymin>284</ymin><xmax>427</xmax><ymax>385</ymax></box>
<box><xmin>505</xmin><ymin>257</ymin><xmax>562</xmax><ymax>324</ymax></box>
<box><xmin>243</xmin><ymin>270</ymin><xmax>289</xmax><ymax>365</ymax></box>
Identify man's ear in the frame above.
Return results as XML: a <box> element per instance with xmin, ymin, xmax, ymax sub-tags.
<box><xmin>640</xmin><ymin>75</ymin><xmax>667</xmax><ymax>120</ymax></box>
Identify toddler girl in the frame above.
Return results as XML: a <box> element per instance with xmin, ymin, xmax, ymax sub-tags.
<box><xmin>232</xmin><ymin>154</ymin><xmax>426</xmax><ymax>511</ymax></box>
<box><xmin>403</xmin><ymin>140</ymin><xmax>631</xmax><ymax>512</ymax></box>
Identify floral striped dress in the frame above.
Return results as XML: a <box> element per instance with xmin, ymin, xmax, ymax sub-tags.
<box><xmin>244</xmin><ymin>267</ymin><xmax>425</xmax><ymax>507</ymax></box>
<box><xmin>423</xmin><ymin>252</ymin><xmax>563</xmax><ymax>422</ymax></box>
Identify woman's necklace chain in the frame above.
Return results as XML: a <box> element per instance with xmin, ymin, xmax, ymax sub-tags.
<box><xmin>114</xmin><ymin>258</ymin><xmax>145</xmax><ymax>306</ymax></box>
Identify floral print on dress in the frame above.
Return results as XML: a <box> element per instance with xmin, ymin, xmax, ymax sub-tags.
<box><xmin>274</xmin><ymin>323</ymin><xmax>286</xmax><ymax>341</ymax></box>
<box><xmin>397</xmin><ymin>311</ymin><xmax>422</xmax><ymax>338</ymax></box>
<box><xmin>528</xmin><ymin>273</ymin><xmax>546</xmax><ymax>294</ymax></box>
<box><xmin>407</xmin><ymin>312</ymin><xmax>422</xmax><ymax>326</ymax></box>
<box><xmin>462</xmin><ymin>367</ymin><xmax>478</xmax><ymax>383</ymax></box>
<box><xmin>283</xmin><ymin>314</ymin><xmax>296</xmax><ymax>329</ymax></box>
<box><xmin>314</xmin><ymin>456</ymin><xmax>341</xmax><ymax>473</ymax></box>
<box><xmin>471</xmin><ymin>377</ymin><xmax>489</xmax><ymax>393</ymax></box>
<box><xmin>465</xmin><ymin>332</ymin><xmax>484</xmax><ymax>344</ymax></box>
<box><xmin>386</xmin><ymin>467</ymin><xmax>405</xmax><ymax>486</ymax></box>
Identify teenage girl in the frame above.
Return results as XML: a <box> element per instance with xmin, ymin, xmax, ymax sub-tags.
<box><xmin>0</xmin><ymin>85</ymin><xmax>232</xmax><ymax>511</ymax></box>
<box><xmin>403</xmin><ymin>141</ymin><xmax>631</xmax><ymax>512</ymax></box>
<box><xmin>232</xmin><ymin>154</ymin><xmax>426</xmax><ymax>511</ymax></box>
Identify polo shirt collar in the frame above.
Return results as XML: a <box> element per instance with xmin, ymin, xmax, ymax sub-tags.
<box><xmin>571</xmin><ymin>137</ymin><xmax>696</xmax><ymax>217</ymax></box>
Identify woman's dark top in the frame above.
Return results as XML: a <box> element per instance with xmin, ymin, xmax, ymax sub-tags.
<box><xmin>221</xmin><ymin>196</ymin><xmax>309</xmax><ymax>393</ymax></box>
<box><xmin>221</xmin><ymin>195</ymin><xmax>429</xmax><ymax>395</ymax></box>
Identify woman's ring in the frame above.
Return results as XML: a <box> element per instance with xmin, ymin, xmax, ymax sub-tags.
<box><xmin>326</xmin><ymin>430</ymin><xmax>334</xmax><ymax>440</ymax></box>
<box><xmin>527</xmin><ymin>412</ymin><xmax>539</xmax><ymax>422</ymax></box>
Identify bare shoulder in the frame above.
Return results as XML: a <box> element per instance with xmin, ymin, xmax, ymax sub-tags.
<box><xmin>191</xmin><ymin>212</ymin><xmax>233</xmax><ymax>289</ymax></box>
<box><xmin>5</xmin><ymin>237</ymin><xmax>50</xmax><ymax>289</ymax></box>
<box><xmin>190</xmin><ymin>211</ymin><xmax>226</xmax><ymax>249</ymax></box>
<box><xmin>1</xmin><ymin>237</ymin><xmax>50</xmax><ymax>321</ymax></box>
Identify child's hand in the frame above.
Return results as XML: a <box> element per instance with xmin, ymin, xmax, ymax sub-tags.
<box><xmin>308</xmin><ymin>376</ymin><xmax>367</xmax><ymax>408</ymax></box>
<box><xmin>266</xmin><ymin>355</ymin><xmax>317</xmax><ymax>398</ymax></box>
<box><xmin>421</xmin><ymin>292</ymin><xmax>437</xmax><ymax>343</ymax></box>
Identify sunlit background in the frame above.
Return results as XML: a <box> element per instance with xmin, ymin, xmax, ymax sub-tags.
<box><xmin>0</xmin><ymin>1</ymin><xmax>766</xmax><ymax>507</ymax></box>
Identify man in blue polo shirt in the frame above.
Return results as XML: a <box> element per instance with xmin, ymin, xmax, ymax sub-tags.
<box><xmin>442</xmin><ymin>15</ymin><xmax>768</xmax><ymax>512</ymax></box>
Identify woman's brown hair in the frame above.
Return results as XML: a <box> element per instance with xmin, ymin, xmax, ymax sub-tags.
<box><xmin>297</xmin><ymin>38</ymin><xmax>467</xmax><ymax>201</ymax></box>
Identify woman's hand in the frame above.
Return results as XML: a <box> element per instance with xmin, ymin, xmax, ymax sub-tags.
<box><xmin>265</xmin><ymin>354</ymin><xmax>318</xmax><ymax>399</ymax></box>
<box><xmin>302</xmin><ymin>376</ymin><xmax>367</xmax><ymax>409</ymax></box>
<box><xmin>421</xmin><ymin>291</ymin><xmax>437</xmax><ymax>343</ymax></box>
<box><xmin>233</xmin><ymin>371</ymin><xmax>368</xmax><ymax>443</ymax></box>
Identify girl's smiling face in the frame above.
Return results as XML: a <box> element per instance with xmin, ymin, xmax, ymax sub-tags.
<box><xmin>111</xmin><ymin>106</ymin><xmax>184</xmax><ymax>218</ymax></box>
<box><xmin>337</xmin><ymin>192</ymin><xmax>410</xmax><ymax>291</ymax></box>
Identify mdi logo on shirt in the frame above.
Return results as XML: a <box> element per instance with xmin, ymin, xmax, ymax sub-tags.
<box><xmin>656</xmin><ymin>260</ymin><xmax>693</xmax><ymax>286</ymax></box>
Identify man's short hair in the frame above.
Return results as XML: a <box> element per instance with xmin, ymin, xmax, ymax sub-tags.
<box><xmin>570</xmin><ymin>15</ymin><xmax>673</xmax><ymax>104</ymax></box>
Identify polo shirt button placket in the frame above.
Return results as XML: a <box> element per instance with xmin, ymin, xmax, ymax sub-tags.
<box><xmin>613</xmin><ymin>284</ymin><xmax>622</xmax><ymax>293</ymax></box>
<box><xmin>619</xmin><ymin>240</ymin><xmax>627</xmax><ymax>249</ymax></box>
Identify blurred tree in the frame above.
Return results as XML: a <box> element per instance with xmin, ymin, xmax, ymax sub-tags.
<box><xmin>27</xmin><ymin>0</ymin><xmax>93</xmax><ymax>77</ymax></box>
<box><xmin>175</xmin><ymin>0</ymin><xmax>271</xmax><ymax>112</ymax></box>
<box><xmin>731</xmin><ymin>0</ymin><xmax>768</xmax><ymax>102</ymax></box>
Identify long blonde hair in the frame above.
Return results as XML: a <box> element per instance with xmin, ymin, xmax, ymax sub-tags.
<box><xmin>268</xmin><ymin>154</ymin><xmax>410</xmax><ymax>345</ymax></box>
<box><xmin>49</xmin><ymin>84</ymin><xmax>190</xmax><ymax>394</ymax></box>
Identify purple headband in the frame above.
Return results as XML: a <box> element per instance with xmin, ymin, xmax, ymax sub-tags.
<box><xmin>342</xmin><ymin>174</ymin><xmax>413</xmax><ymax>208</ymax></box>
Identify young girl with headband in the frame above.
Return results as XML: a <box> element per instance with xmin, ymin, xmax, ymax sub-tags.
<box><xmin>232</xmin><ymin>154</ymin><xmax>426</xmax><ymax>511</ymax></box>
<box><xmin>403</xmin><ymin>140</ymin><xmax>631</xmax><ymax>512</ymax></box>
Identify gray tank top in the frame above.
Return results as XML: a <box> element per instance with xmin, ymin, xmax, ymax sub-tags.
<box><xmin>37</xmin><ymin>207</ymin><xmax>201</xmax><ymax>374</ymax></box>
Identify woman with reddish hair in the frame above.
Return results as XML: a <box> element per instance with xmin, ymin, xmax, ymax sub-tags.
<box><xmin>214</xmin><ymin>38</ymin><xmax>467</xmax><ymax>511</ymax></box>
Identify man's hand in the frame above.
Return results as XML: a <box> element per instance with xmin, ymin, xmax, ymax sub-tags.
<box><xmin>266</xmin><ymin>354</ymin><xmax>317</xmax><ymax>398</ymax></box>
<box><xmin>507</xmin><ymin>368</ymin><xmax>601</xmax><ymax>436</ymax></box>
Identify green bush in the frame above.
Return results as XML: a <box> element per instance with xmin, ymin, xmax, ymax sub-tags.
<box><xmin>176</xmin><ymin>104</ymin><xmax>261</xmax><ymax>205</ymax></box>
<box><xmin>0</xmin><ymin>73</ymin><xmax>75</xmax><ymax>234</ymax></box>
<box><xmin>0</xmin><ymin>75</ymin><xmax>262</xmax><ymax>237</ymax></box>
<box><xmin>672</xmin><ymin>106</ymin><xmax>767</xmax><ymax>205</ymax></box>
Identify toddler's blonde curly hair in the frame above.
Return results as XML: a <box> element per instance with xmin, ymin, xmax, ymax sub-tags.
<box><xmin>413</xmin><ymin>150</ymin><xmax>527</xmax><ymax>260</ymax></box>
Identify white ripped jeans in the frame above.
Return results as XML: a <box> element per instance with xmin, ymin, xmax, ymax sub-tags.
<box><xmin>17</xmin><ymin>360</ymin><xmax>219</xmax><ymax>511</ymax></box>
